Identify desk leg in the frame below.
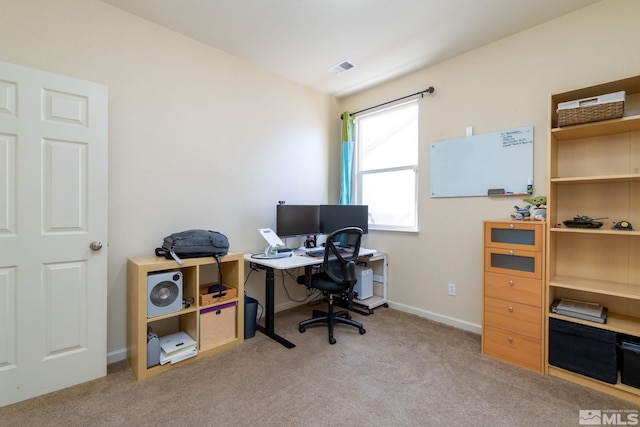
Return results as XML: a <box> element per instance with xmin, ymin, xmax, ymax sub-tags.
<box><xmin>254</xmin><ymin>267</ymin><xmax>295</xmax><ymax>349</ymax></box>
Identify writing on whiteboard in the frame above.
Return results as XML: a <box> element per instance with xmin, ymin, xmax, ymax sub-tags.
<box><xmin>502</xmin><ymin>128</ymin><xmax>533</xmax><ymax>148</ymax></box>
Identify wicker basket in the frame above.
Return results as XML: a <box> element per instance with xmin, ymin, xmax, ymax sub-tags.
<box><xmin>557</xmin><ymin>91</ymin><xmax>625</xmax><ymax>127</ymax></box>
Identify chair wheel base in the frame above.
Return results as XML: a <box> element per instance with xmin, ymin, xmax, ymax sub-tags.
<box><xmin>359</xmin><ymin>327</ymin><xmax>366</xmax><ymax>335</ymax></box>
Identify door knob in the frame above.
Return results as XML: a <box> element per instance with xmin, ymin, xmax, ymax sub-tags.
<box><xmin>90</xmin><ymin>241</ymin><xmax>103</xmax><ymax>251</ymax></box>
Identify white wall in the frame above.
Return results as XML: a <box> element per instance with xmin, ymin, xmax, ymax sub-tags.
<box><xmin>0</xmin><ymin>0</ymin><xmax>335</xmax><ymax>362</ymax></box>
<box><xmin>338</xmin><ymin>0</ymin><xmax>640</xmax><ymax>332</ymax></box>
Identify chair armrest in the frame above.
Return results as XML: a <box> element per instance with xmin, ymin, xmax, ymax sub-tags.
<box><xmin>345</xmin><ymin>260</ymin><xmax>357</xmax><ymax>282</ymax></box>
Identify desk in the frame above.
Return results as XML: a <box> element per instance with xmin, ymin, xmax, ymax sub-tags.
<box><xmin>244</xmin><ymin>248</ymin><xmax>376</xmax><ymax>348</ymax></box>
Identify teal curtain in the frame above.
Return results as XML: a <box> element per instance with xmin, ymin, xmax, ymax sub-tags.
<box><xmin>339</xmin><ymin>111</ymin><xmax>354</xmax><ymax>205</ymax></box>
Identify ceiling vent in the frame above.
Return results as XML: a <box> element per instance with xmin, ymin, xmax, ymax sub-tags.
<box><xmin>328</xmin><ymin>60</ymin><xmax>356</xmax><ymax>75</ymax></box>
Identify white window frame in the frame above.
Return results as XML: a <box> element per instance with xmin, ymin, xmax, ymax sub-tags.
<box><xmin>354</xmin><ymin>100</ymin><xmax>419</xmax><ymax>232</ymax></box>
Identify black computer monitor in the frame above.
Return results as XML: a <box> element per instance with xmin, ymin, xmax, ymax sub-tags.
<box><xmin>276</xmin><ymin>204</ymin><xmax>320</xmax><ymax>237</ymax></box>
<box><xmin>319</xmin><ymin>205</ymin><xmax>368</xmax><ymax>235</ymax></box>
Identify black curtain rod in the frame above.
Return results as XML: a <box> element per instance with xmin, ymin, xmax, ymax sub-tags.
<box><xmin>342</xmin><ymin>86</ymin><xmax>434</xmax><ymax>119</ymax></box>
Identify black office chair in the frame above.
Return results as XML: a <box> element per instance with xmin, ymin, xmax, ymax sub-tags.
<box><xmin>298</xmin><ymin>227</ymin><xmax>366</xmax><ymax>344</ymax></box>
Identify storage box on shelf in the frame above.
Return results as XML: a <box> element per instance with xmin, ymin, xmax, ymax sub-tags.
<box><xmin>549</xmin><ymin>318</ymin><xmax>618</xmax><ymax>384</ymax></box>
<box><xmin>199</xmin><ymin>284</ymin><xmax>237</xmax><ymax>306</ymax></box>
<box><xmin>199</xmin><ymin>301</ymin><xmax>237</xmax><ymax>351</ymax></box>
<box><xmin>620</xmin><ymin>339</ymin><xmax>640</xmax><ymax>389</ymax></box>
<box><xmin>546</xmin><ymin>74</ymin><xmax>640</xmax><ymax>404</ymax></box>
<box><xmin>557</xmin><ymin>90</ymin><xmax>625</xmax><ymax>127</ymax></box>
<box><xmin>482</xmin><ymin>220</ymin><xmax>545</xmax><ymax>373</ymax></box>
<box><xmin>127</xmin><ymin>253</ymin><xmax>244</xmax><ymax>380</ymax></box>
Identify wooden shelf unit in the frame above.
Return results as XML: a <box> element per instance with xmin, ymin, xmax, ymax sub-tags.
<box><xmin>546</xmin><ymin>74</ymin><xmax>640</xmax><ymax>404</ymax></box>
<box><xmin>127</xmin><ymin>253</ymin><xmax>244</xmax><ymax>380</ymax></box>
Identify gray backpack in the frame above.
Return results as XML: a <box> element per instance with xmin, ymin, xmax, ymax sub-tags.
<box><xmin>155</xmin><ymin>229</ymin><xmax>229</xmax><ymax>265</ymax></box>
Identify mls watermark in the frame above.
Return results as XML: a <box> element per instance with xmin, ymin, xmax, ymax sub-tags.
<box><xmin>579</xmin><ymin>410</ymin><xmax>639</xmax><ymax>425</ymax></box>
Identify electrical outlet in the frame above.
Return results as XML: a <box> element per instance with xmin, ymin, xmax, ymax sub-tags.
<box><xmin>448</xmin><ymin>283</ymin><xmax>456</xmax><ymax>296</ymax></box>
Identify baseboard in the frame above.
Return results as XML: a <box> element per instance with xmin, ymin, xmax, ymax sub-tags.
<box><xmin>107</xmin><ymin>348</ymin><xmax>127</xmax><ymax>365</ymax></box>
<box><xmin>274</xmin><ymin>300</ymin><xmax>307</xmax><ymax>313</ymax></box>
<box><xmin>388</xmin><ymin>301</ymin><xmax>481</xmax><ymax>335</ymax></box>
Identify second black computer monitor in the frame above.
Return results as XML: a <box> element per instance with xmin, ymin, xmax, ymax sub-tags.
<box><xmin>276</xmin><ymin>204</ymin><xmax>369</xmax><ymax>237</ymax></box>
<box><xmin>319</xmin><ymin>204</ymin><xmax>368</xmax><ymax>234</ymax></box>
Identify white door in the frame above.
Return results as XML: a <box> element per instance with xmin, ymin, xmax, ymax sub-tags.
<box><xmin>0</xmin><ymin>61</ymin><xmax>108</xmax><ymax>407</ymax></box>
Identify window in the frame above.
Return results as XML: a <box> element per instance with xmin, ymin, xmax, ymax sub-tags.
<box><xmin>355</xmin><ymin>100</ymin><xmax>418</xmax><ymax>231</ymax></box>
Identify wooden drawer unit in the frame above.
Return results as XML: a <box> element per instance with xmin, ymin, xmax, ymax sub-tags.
<box><xmin>482</xmin><ymin>220</ymin><xmax>545</xmax><ymax>373</ymax></box>
<box><xmin>483</xmin><ymin>297</ymin><xmax>541</xmax><ymax>339</ymax></box>
<box><xmin>484</xmin><ymin>272</ymin><xmax>542</xmax><ymax>307</ymax></box>
<box><xmin>484</xmin><ymin>221</ymin><xmax>542</xmax><ymax>251</ymax></box>
<box><xmin>484</xmin><ymin>247</ymin><xmax>543</xmax><ymax>279</ymax></box>
<box><xmin>483</xmin><ymin>325</ymin><xmax>542</xmax><ymax>372</ymax></box>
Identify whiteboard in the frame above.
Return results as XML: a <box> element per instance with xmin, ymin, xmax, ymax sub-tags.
<box><xmin>429</xmin><ymin>126</ymin><xmax>533</xmax><ymax>198</ymax></box>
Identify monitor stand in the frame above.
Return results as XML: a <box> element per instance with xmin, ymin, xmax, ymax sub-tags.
<box><xmin>255</xmin><ymin>228</ymin><xmax>291</xmax><ymax>259</ymax></box>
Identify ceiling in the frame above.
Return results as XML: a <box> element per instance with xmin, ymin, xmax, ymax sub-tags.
<box><xmin>101</xmin><ymin>0</ymin><xmax>600</xmax><ymax>98</ymax></box>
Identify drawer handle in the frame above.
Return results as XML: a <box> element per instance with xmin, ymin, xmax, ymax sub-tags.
<box><xmin>509</xmin><ymin>250</ymin><xmax>514</xmax><ymax>256</ymax></box>
<box><xmin>508</xmin><ymin>306</ymin><xmax>513</xmax><ymax>313</ymax></box>
<box><xmin>508</xmin><ymin>336</ymin><xmax>513</xmax><ymax>343</ymax></box>
<box><xmin>509</xmin><ymin>280</ymin><xmax>514</xmax><ymax>286</ymax></box>
<box><xmin>509</xmin><ymin>224</ymin><xmax>514</xmax><ymax>229</ymax></box>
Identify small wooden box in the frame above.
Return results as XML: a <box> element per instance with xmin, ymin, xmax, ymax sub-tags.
<box><xmin>199</xmin><ymin>284</ymin><xmax>237</xmax><ymax>306</ymax></box>
<box><xmin>199</xmin><ymin>301</ymin><xmax>237</xmax><ymax>351</ymax></box>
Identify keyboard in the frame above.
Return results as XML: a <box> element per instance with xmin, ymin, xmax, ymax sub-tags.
<box><xmin>306</xmin><ymin>249</ymin><xmax>325</xmax><ymax>257</ymax></box>
<box><xmin>305</xmin><ymin>247</ymin><xmax>347</xmax><ymax>257</ymax></box>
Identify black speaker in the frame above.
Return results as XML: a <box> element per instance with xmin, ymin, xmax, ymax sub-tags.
<box><xmin>147</xmin><ymin>271</ymin><xmax>183</xmax><ymax>318</ymax></box>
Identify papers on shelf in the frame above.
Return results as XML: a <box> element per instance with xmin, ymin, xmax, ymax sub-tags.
<box><xmin>550</xmin><ymin>298</ymin><xmax>608</xmax><ymax>324</ymax></box>
<box><xmin>160</xmin><ymin>347</ymin><xmax>197</xmax><ymax>365</ymax></box>
<box><xmin>159</xmin><ymin>331</ymin><xmax>198</xmax><ymax>365</ymax></box>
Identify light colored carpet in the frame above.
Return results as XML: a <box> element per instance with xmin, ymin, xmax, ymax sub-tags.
<box><xmin>2</xmin><ymin>305</ymin><xmax>638</xmax><ymax>426</ymax></box>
